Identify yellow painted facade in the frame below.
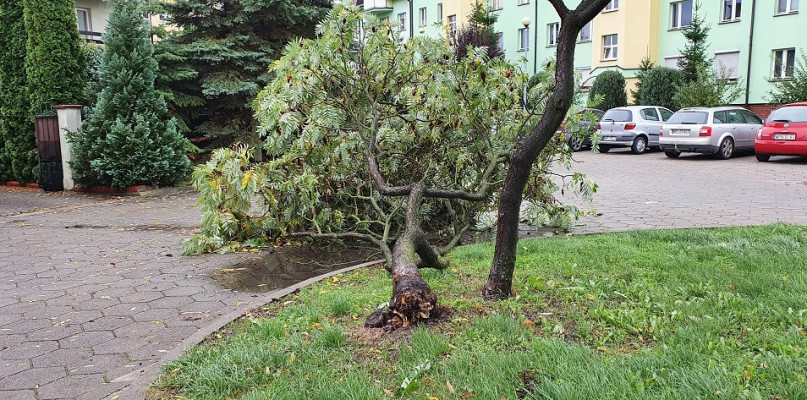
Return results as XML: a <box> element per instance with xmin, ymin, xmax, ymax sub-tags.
<box><xmin>439</xmin><ymin>0</ymin><xmax>473</xmax><ymax>31</ymax></box>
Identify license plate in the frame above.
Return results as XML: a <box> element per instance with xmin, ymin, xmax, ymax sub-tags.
<box><xmin>603</xmin><ymin>136</ymin><xmax>616</xmax><ymax>141</ymax></box>
<box><xmin>670</xmin><ymin>129</ymin><xmax>690</xmax><ymax>136</ymax></box>
<box><xmin>773</xmin><ymin>133</ymin><xmax>796</xmax><ymax>141</ymax></box>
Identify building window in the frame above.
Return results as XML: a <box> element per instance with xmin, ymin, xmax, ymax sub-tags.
<box><xmin>671</xmin><ymin>1</ymin><xmax>693</xmax><ymax>28</ymax></box>
<box><xmin>75</xmin><ymin>8</ymin><xmax>90</xmax><ymax>32</ymax></box>
<box><xmin>496</xmin><ymin>32</ymin><xmax>503</xmax><ymax>52</ymax></box>
<box><xmin>519</xmin><ymin>27</ymin><xmax>529</xmax><ymax>51</ymax></box>
<box><xmin>577</xmin><ymin>67</ymin><xmax>592</xmax><ymax>88</ymax></box>
<box><xmin>448</xmin><ymin>14</ymin><xmax>457</xmax><ymax>36</ymax></box>
<box><xmin>579</xmin><ymin>21</ymin><xmax>592</xmax><ymax>41</ymax></box>
<box><xmin>604</xmin><ymin>0</ymin><xmax>618</xmax><ymax>11</ymax></box>
<box><xmin>723</xmin><ymin>0</ymin><xmax>741</xmax><ymax>21</ymax></box>
<box><xmin>492</xmin><ymin>0</ymin><xmax>503</xmax><ymax>10</ymax></box>
<box><xmin>437</xmin><ymin>3</ymin><xmax>442</xmax><ymax>22</ymax></box>
<box><xmin>714</xmin><ymin>51</ymin><xmax>740</xmax><ymax>81</ymax></box>
<box><xmin>777</xmin><ymin>0</ymin><xmax>799</xmax><ymax>14</ymax></box>
<box><xmin>773</xmin><ymin>48</ymin><xmax>796</xmax><ymax>79</ymax></box>
<box><xmin>665</xmin><ymin>55</ymin><xmax>683</xmax><ymax>69</ymax></box>
<box><xmin>602</xmin><ymin>34</ymin><xmax>617</xmax><ymax>60</ymax></box>
<box><xmin>398</xmin><ymin>12</ymin><xmax>407</xmax><ymax>31</ymax></box>
<box><xmin>419</xmin><ymin>7</ymin><xmax>427</xmax><ymax>26</ymax></box>
<box><xmin>547</xmin><ymin>23</ymin><xmax>559</xmax><ymax>46</ymax></box>
<box><xmin>519</xmin><ymin>0</ymin><xmax>530</xmax><ymax>4</ymax></box>
<box><xmin>158</xmin><ymin>13</ymin><xmax>170</xmax><ymax>22</ymax></box>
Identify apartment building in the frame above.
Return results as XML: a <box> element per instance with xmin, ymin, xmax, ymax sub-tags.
<box><xmin>356</xmin><ymin>0</ymin><xmax>805</xmax><ymax>113</ymax></box>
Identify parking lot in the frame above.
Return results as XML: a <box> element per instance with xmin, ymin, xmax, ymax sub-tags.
<box><xmin>565</xmin><ymin>148</ymin><xmax>807</xmax><ymax>233</ymax></box>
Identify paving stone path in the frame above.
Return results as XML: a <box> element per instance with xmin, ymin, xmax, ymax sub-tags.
<box><xmin>0</xmin><ymin>150</ymin><xmax>805</xmax><ymax>399</ymax></box>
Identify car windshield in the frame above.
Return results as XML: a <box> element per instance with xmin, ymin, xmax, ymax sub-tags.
<box><xmin>768</xmin><ymin>106</ymin><xmax>807</xmax><ymax>123</ymax></box>
<box><xmin>601</xmin><ymin>109</ymin><xmax>632</xmax><ymax>122</ymax></box>
<box><xmin>667</xmin><ymin>111</ymin><xmax>708</xmax><ymax>125</ymax></box>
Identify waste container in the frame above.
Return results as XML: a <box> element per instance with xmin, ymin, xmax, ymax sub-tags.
<box><xmin>34</xmin><ymin>116</ymin><xmax>64</xmax><ymax>192</ymax></box>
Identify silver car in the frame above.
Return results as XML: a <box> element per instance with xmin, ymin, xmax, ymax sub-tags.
<box><xmin>660</xmin><ymin>107</ymin><xmax>764</xmax><ymax>159</ymax></box>
<box><xmin>597</xmin><ymin>106</ymin><xmax>674</xmax><ymax>154</ymax></box>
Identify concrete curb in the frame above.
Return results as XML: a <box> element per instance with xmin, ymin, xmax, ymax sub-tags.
<box><xmin>110</xmin><ymin>259</ymin><xmax>384</xmax><ymax>400</ymax></box>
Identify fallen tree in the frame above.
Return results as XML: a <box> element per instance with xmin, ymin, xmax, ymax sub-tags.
<box><xmin>185</xmin><ymin>4</ymin><xmax>595</xmax><ymax>329</ymax></box>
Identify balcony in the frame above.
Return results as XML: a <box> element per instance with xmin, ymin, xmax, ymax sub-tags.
<box><xmin>79</xmin><ymin>30</ymin><xmax>103</xmax><ymax>44</ymax></box>
<box><xmin>356</xmin><ymin>0</ymin><xmax>393</xmax><ymax>12</ymax></box>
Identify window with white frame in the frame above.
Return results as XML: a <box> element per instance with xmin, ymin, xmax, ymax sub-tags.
<box><xmin>437</xmin><ymin>3</ymin><xmax>442</xmax><ymax>22</ymax></box>
<box><xmin>577</xmin><ymin>67</ymin><xmax>592</xmax><ymax>88</ymax></box>
<box><xmin>398</xmin><ymin>12</ymin><xmax>407</xmax><ymax>31</ymax></box>
<box><xmin>772</xmin><ymin>48</ymin><xmax>796</xmax><ymax>79</ymax></box>
<box><xmin>671</xmin><ymin>1</ymin><xmax>693</xmax><ymax>28</ymax></box>
<box><xmin>714</xmin><ymin>51</ymin><xmax>740</xmax><ymax>81</ymax></box>
<box><xmin>664</xmin><ymin>55</ymin><xmax>683</xmax><ymax>69</ymax></box>
<box><xmin>777</xmin><ymin>0</ymin><xmax>799</xmax><ymax>14</ymax></box>
<box><xmin>496</xmin><ymin>32</ymin><xmax>503</xmax><ymax>52</ymax></box>
<box><xmin>419</xmin><ymin>7</ymin><xmax>427</xmax><ymax>26</ymax></box>
<box><xmin>604</xmin><ymin>0</ymin><xmax>618</xmax><ymax>11</ymax></box>
<box><xmin>579</xmin><ymin>21</ymin><xmax>592</xmax><ymax>41</ymax></box>
<box><xmin>602</xmin><ymin>34</ymin><xmax>617</xmax><ymax>60</ymax></box>
<box><xmin>448</xmin><ymin>14</ymin><xmax>457</xmax><ymax>35</ymax></box>
<box><xmin>723</xmin><ymin>0</ymin><xmax>741</xmax><ymax>21</ymax></box>
<box><xmin>547</xmin><ymin>23</ymin><xmax>559</xmax><ymax>46</ymax></box>
<box><xmin>519</xmin><ymin>27</ymin><xmax>529</xmax><ymax>51</ymax></box>
<box><xmin>492</xmin><ymin>0</ymin><xmax>503</xmax><ymax>10</ymax></box>
<box><xmin>519</xmin><ymin>0</ymin><xmax>530</xmax><ymax>4</ymax></box>
<box><xmin>75</xmin><ymin>8</ymin><xmax>90</xmax><ymax>32</ymax></box>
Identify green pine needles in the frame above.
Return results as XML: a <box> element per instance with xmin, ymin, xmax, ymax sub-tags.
<box><xmin>0</xmin><ymin>0</ymin><xmax>36</xmax><ymax>183</ymax></box>
<box><xmin>70</xmin><ymin>0</ymin><xmax>189</xmax><ymax>189</ymax></box>
<box><xmin>23</xmin><ymin>0</ymin><xmax>86</xmax><ymax>115</ymax></box>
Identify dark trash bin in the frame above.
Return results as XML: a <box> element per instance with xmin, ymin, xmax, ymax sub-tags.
<box><xmin>34</xmin><ymin>116</ymin><xmax>64</xmax><ymax>192</ymax></box>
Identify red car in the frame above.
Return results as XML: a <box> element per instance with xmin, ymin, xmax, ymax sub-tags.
<box><xmin>755</xmin><ymin>102</ymin><xmax>807</xmax><ymax>162</ymax></box>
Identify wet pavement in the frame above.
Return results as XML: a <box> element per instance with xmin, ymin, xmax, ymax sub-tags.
<box><xmin>1</xmin><ymin>150</ymin><xmax>806</xmax><ymax>399</ymax></box>
<box><xmin>0</xmin><ymin>187</ymin><xmax>378</xmax><ymax>400</ymax></box>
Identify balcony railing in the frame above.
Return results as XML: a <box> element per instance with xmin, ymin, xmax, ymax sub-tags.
<box><xmin>78</xmin><ymin>30</ymin><xmax>103</xmax><ymax>44</ymax></box>
<box><xmin>357</xmin><ymin>0</ymin><xmax>392</xmax><ymax>12</ymax></box>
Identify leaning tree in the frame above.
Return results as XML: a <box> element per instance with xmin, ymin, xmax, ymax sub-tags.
<box><xmin>484</xmin><ymin>0</ymin><xmax>613</xmax><ymax>299</ymax></box>
<box><xmin>184</xmin><ymin>4</ymin><xmax>594</xmax><ymax>329</ymax></box>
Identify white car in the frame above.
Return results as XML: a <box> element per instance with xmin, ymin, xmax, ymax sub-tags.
<box><xmin>597</xmin><ymin>106</ymin><xmax>674</xmax><ymax>154</ymax></box>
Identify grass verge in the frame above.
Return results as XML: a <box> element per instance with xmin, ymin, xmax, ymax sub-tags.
<box><xmin>149</xmin><ymin>224</ymin><xmax>807</xmax><ymax>399</ymax></box>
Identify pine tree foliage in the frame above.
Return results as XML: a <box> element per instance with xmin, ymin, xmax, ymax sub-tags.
<box><xmin>673</xmin><ymin>65</ymin><xmax>744</xmax><ymax>108</ymax></box>
<box><xmin>0</xmin><ymin>0</ymin><xmax>36</xmax><ymax>182</ymax></box>
<box><xmin>630</xmin><ymin>55</ymin><xmax>654</xmax><ymax>104</ymax></box>
<box><xmin>677</xmin><ymin>2</ymin><xmax>710</xmax><ymax>84</ymax></box>
<box><xmin>23</xmin><ymin>0</ymin><xmax>86</xmax><ymax>115</ymax></box>
<box><xmin>588</xmin><ymin>70</ymin><xmax>627</xmax><ymax>111</ymax></box>
<box><xmin>766</xmin><ymin>51</ymin><xmax>807</xmax><ymax>105</ymax></box>
<box><xmin>453</xmin><ymin>0</ymin><xmax>502</xmax><ymax>60</ymax></box>
<box><xmin>640</xmin><ymin>67</ymin><xmax>684</xmax><ymax>111</ymax></box>
<box><xmin>157</xmin><ymin>0</ymin><xmax>331</xmax><ymax>150</ymax></box>
<box><xmin>70</xmin><ymin>0</ymin><xmax>190</xmax><ymax>189</ymax></box>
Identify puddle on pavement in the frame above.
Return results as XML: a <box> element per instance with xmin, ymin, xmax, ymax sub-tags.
<box><xmin>212</xmin><ymin>244</ymin><xmax>382</xmax><ymax>292</ymax></box>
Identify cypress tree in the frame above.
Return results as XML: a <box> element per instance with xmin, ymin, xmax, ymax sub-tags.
<box><xmin>0</xmin><ymin>0</ymin><xmax>36</xmax><ymax>183</ymax></box>
<box><xmin>158</xmin><ymin>0</ymin><xmax>331</xmax><ymax>150</ymax></box>
<box><xmin>23</xmin><ymin>0</ymin><xmax>86</xmax><ymax>115</ymax></box>
<box><xmin>70</xmin><ymin>0</ymin><xmax>190</xmax><ymax>189</ymax></box>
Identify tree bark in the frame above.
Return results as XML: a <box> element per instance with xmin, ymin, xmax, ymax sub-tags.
<box><xmin>483</xmin><ymin>0</ymin><xmax>613</xmax><ymax>300</ymax></box>
<box><xmin>365</xmin><ymin>182</ymin><xmax>443</xmax><ymax>329</ymax></box>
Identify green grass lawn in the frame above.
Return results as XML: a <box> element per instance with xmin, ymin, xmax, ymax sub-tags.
<box><xmin>150</xmin><ymin>224</ymin><xmax>807</xmax><ymax>400</ymax></box>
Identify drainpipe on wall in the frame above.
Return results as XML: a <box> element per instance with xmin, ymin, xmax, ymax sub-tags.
<box><xmin>744</xmin><ymin>0</ymin><xmax>757</xmax><ymax>105</ymax></box>
<box><xmin>409</xmin><ymin>0</ymin><xmax>414</xmax><ymax>39</ymax></box>
<box><xmin>533</xmin><ymin>2</ymin><xmax>538</xmax><ymax>75</ymax></box>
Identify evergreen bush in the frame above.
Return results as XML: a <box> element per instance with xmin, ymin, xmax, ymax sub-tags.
<box><xmin>23</xmin><ymin>0</ymin><xmax>86</xmax><ymax>115</ymax></box>
<box><xmin>0</xmin><ymin>0</ymin><xmax>36</xmax><ymax>183</ymax></box>
<box><xmin>640</xmin><ymin>67</ymin><xmax>684</xmax><ymax>111</ymax></box>
<box><xmin>70</xmin><ymin>0</ymin><xmax>189</xmax><ymax>189</ymax></box>
<box><xmin>588</xmin><ymin>70</ymin><xmax>627</xmax><ymax>111</ymax></box>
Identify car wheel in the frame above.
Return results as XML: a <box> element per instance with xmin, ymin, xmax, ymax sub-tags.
<box><xmin>599</xmin><ymin>145</ymin><xmax>611</xmax><ymax>153</ymax></box>
<box><xmin>568</xmin><ymin>138</ymin><xmax>584</xmax><ymax>152</ymax></box>
<box><xmin>664</xmin><ymin>150</ymin><xmax>681</xmax><ymax>158</ymax></box>
<box><xmin>631</xmin><ymin>136</ymin><xmax>648</xmax><ymax>154</ymax></box>
<box><xmin>755</xmin><ymin>154</ymin><xmax>770</xmax><ymax>162</ymax></box>
<box><xmin>715</xmin><ymin>137</ymin><xmax>734</xmax><ymax>159</ymax></box>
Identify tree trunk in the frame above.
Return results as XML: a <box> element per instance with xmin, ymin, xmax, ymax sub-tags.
<box><xmin>365</xmin><ymin>183</ymin><xmax>444</xmax><ymax>329</ymax></box>
<box><xmin>483</xmin><ymin>0</ymin><xmax>611</xmax><ymax>300</ymax></box>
